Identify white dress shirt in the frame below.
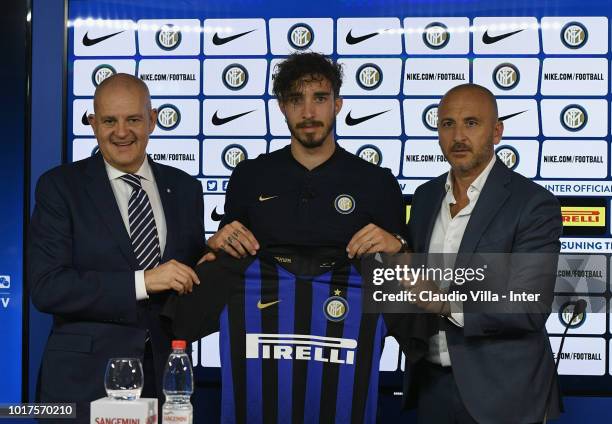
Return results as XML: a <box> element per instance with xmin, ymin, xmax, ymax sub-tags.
<box><xmin>426</xmin><ymin>155</ymin><xmax>496</xmax><ymax>366</ymax></box>
<box><xmin>104</xmin><ymin>158</ymin><xmax>167</xmax><ymax>301</ymax></box>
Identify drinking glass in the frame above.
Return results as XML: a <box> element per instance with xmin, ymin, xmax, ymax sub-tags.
<box><xmin>104</xmin><ymin>358</ymin><xmax>143</xmax><ymax>400</ymax></box>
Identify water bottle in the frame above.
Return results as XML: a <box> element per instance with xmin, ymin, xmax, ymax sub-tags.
<box><xmin>162</xmin><ymin>340</ymin><xmax>194</xmax><ymax>424</ymax></box>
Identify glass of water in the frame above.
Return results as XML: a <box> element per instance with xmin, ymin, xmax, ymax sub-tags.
<box><xmin>104</xmin><ymin>358</ymin><xmax>143</xmax><ymax>400</ymax></box>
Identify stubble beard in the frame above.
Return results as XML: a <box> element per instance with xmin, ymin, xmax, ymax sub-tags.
<box><xmin>289</xmin><ymin>118</ymin><xmax>336</xmax><ymax>149</ymax></box>
<box><xmin>446</xmin><ymin>138</ymin><xmax>494</xmax><ymax>175</ymax></box>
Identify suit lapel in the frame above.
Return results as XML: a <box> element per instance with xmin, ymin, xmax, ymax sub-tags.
<box><xmin>149</xmin><ymin>157</ymin><xmax>178</xmax><ymax>262</ymax></box>
<box><xmin>85</xmin><ymin>154</ymin><xmax>139</xmax><ymax>269</ymax></box>
<box><xmin>458</xmin><ymin>160</ymin><xmax>511</xmax><ymax>254</ymax></box>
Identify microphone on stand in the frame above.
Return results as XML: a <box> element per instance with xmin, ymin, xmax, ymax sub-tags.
<box><xmin>542</xmin><ymin>298</ymin><xmax>587</xmax><ymax>424</ymax></box>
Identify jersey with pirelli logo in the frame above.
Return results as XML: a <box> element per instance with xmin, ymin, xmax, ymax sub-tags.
<box><xmin>162</xmin><ymin>248</ymin><xmax>428</xmax><ymax>424</ymax></box>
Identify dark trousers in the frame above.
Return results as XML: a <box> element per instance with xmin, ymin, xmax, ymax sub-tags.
<box><xmin>416</xmin><ymin>361</ymin><xmax>542</xmax><ymax>424</ymax></box>
<box><xmin>416</xmin><ymin>361</ymin><xmax>478</xmax><ymax>424</ymax></box>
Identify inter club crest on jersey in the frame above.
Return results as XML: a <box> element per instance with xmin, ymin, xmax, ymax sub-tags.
<box><xmin>222</xmin><ymin>144</ymin><xmax>247</xmax><ymax>170</ymax></box>
<box><xmin>324</xmin><ymin>294</ymin><xmax>349</xmax><ymax>322</ymax></box>
<box><xmin>334</xmin><ymin>194</ymin><xmax>356</xmax><ymax>215</ymax></box>
<box><xmin>288</xmin><ymin>23</ymin><xmax>314</xmax><ymax>50</ymax></box>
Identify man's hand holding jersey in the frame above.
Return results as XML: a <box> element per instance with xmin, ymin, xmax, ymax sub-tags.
<box><xmin>203</xmin><ymin>220</ymin><xmax>260</xmax><ymax>260</ymax></box>
<box><xmin>202</xmin><ymin>221</ymin><xmax>403</xmax><ymax>263</ymax></box>
<box><xmin>144</xmin><ymin>259</ymin><xmax>200</xmax><ymax>295</ymax></box>
<box><xmin>346</xmin><ymin>223</ymin><xmax>403</xmax><ymax>259</ymax></box>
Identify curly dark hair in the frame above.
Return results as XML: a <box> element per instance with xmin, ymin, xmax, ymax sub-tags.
<box><xmin>272</xmin><ymin>52</ymin><xmax>343</xmax><ymax>101</ymax></box>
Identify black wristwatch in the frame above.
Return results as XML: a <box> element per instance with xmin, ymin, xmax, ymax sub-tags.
<box><xmin>392</xmin><ymin>233</ymin><xmax>410</xmax><ymax>253</ymax></box>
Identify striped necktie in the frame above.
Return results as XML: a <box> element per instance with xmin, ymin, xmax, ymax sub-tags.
<box><xmin>119</xmin><ymin>174</ymin><xmax>161</xmax><ymax>270</ymax></box>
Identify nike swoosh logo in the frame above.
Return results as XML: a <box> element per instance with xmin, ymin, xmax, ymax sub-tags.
<box><xmin>212</xmin><ymin>110</ymin><xmax>255</xmax><ymax>126</ymax></box>
<box><xmin>482</xmin><ymin>29</ymin><xmax>524</xmax><ymax>44</ymax></box>
<box><xmin>82</xmin><ymin>30</ymin><xmax>125</xmax><ymax>46</ymax></box>
<box><xmin>499</xmin><ymin>110</ymin><xmax>527</xmax><ymax>122</ymax></box>
<box><xmin>346</xmin><ymin>29</ymin><xmax>385</xmax><ymax>45</ymax></box>
<box><xmin>257</xmin><ymin>300</ymin><xmax>281</xmax><ymax>310</ymax></box>
<box><xmin>82</xmin><ymin>111</ymin><xmax>90</xmax><ymax>126</ymax></box>
<box><xmin>212</xmin><ymin>29</ymin><xmax>256</xmax><ymax>45</ymax></box>
<box><xmin>211</xmin><ymin>207</ymin><xmax>224</xmax><ymax>222</ymax></box>
<box><xmin>259</xmin><ymin>195</ymin><xmax>278</xmax><ymax>202</ymax></box>
<box><xmin>345</xmin><ymin>110</ymin><xmax>390</xmax><ymax>126</ymax></box>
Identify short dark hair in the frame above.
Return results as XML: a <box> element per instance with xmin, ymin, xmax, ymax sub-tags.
<box><xmin>272</xmin><ymin>52</ymin><xmax>343</xmax><ymax>101</ymax></box>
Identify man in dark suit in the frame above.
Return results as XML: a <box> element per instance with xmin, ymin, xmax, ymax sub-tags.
<box><xmin>28</xmin><ymin>73</ymin><xmax>205</xmax><ymax>422</ymax></box>
<box><xmin>404</xmin><ymin>84</ymin><xmax>563</xmax><ymax>423</ymax></box>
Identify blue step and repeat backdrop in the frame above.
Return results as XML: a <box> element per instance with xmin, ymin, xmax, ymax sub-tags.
<box><xmin>0</xmin><ymin>0</ymin><xmax>27</xmax><ymax>405</ymax></box>
<box><xmin>59</xmin><ymin>0</ymin><xmax>612</xmax><ymax>407</ymax></box>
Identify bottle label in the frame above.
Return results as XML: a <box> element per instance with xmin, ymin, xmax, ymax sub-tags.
<box><xmin>162</xmin><ymin>411</ymin><xmax>192</xmax><ymax>424</ymax></box>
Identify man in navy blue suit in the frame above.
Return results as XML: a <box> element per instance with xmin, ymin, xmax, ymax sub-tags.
<box><xmin>403</xmin><ymin>84</ymin><xmax>563</xmax><ymax>423</ymax></box>
<box><xmin>28</xmin><ymin>74</ymin><xmax>205</xmax><ymax>422</ymax></box>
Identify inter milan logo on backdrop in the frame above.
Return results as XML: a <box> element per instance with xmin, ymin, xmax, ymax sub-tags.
<box><xmin>156</xmin><ymin>24</ymin><xmax>182</xmax><ymax>50</ymax></box>
<box><xmin>222</xmin><ymin>144</ymin><xmax>247</xmax><ymax>170</ymax></box>
<box><xmin>357</xmin><ymin>145</ymin><xmax>382</xmax><ymax>166</ymax></box>
<box><xmin>156</xmin><ymin>104</ymin><xmax>181</xmax><ymax>130</ymax></box>
<box><xmin>356</xmin><ymin>63</ymin><xmax>383</xmax><ymax>90</ymax></box>
<box><xmin>493</xmin><ymin>63</ymin><xmax>520</xmax><ymax>90</ymax></box>
<box><xmin>561</xmin><ymin>22</ymin><xmax>588</xmax><ymax>49</ymax></box>
<box><xmin>222</xmin><ymin>64</ymin><xmax>249</xmax><ymax>90</ymax></box>
<box><xmin>561</xmin><ymin>104</ymin><xmax>588</xmax><ymax>131</ymax></box>
<box><xmin>288</xmin><ymin>23</ymin><xmax>314</xmax><ymax>50</ymax></box>
<box><xmin>496</xmin><ymin>146</ymin><xmax>519</xmax><ymax>170</ymax></box>
<box><xmin>91</xmin><ymin>64</ymin><xmax>116</xmax><ymax>87</ymax></box>
<box><xmin>558</xmin><ymin>301</ymin><xmax>586</xmax><ymax>328</ymax></box>
<box><xmin>422</xmin><ymin>104</ymin><xmax>439</xmax><ymax>131</ymax></box>
<box><xmin>423</xmin><ymin>22</ymin><xmax>450</xmax><ymax>49</ymax></box>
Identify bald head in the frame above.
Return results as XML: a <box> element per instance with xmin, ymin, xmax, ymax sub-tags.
<box><xmin>439</xmin><ymin>83</ymin><xmax>498</xmax><ymax>123</ymax></box>
<box><xmin>88</xmin><ymin>73</ymin><xmax>157</xmax><ymax>173</ymax></box>
<box><xmin>436</xmin><ymin>83</ymin><xmax>504</xmax><ymax>178</ymax></box>
<box><xmin>93</xmin><ymin>73</ymin><xmax>151</xmax><ymax>113</ymax></box>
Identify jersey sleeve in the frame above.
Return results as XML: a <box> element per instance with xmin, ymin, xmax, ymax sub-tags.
<box><xmin>374</xmin><ymin>168</ymin><xmax>406</xmax><ymax>235</ymax></box>
<box><xmin>220</xmin><ymin>160</ymin><xmax>251</xmax><ymax>229</ymax></box>
<box><xmin>161</xmin><ymin>254</ymin><xmax>249</xmax><ymax>342</ymax></box>
<box><xmin>383</xmin><ymin>313</ymin><xmax>436</xmax><ymax>365</ymax></box>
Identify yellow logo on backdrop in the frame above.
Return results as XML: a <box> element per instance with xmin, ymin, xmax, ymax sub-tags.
<box><xmin>561</xmin><ymin>207</ymin><xmax>605</xmax><ymax>227</ymax></box>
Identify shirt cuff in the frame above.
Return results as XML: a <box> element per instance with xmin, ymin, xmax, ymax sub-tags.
<box><xmin>447</xmin><ymin>301</ymin><xmax>464</xmax><ymax>327</ymax></box>
<box><xmin>135</xmin><ymin>271</ymin><xmax>149</xmax><ymax>301</ymax></box>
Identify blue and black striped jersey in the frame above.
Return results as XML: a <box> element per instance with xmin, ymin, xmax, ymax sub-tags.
<box><xmin>163</xmin><ymin>248</ymin><xmax>430</xmax><ymax>423</ymax></box>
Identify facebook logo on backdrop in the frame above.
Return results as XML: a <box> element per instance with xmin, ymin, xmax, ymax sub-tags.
<box><xmin>0</xmin><ymin>275</ymin><xmax>10</xmax><ymax>289</ymax></box>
